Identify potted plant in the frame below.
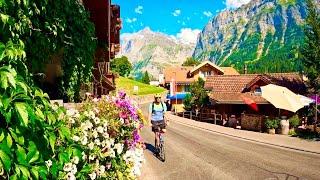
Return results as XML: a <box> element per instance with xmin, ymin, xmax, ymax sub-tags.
<box><xmin>280</xmin><ymin>116</ymin><xmax>290</xmax><ymax>135</ymax></box>
<box><xmin>265</xmin><ymin>118</ymin><xmax>280</xmax><ymax>134</ymax></box>
<box><xmin>289</xmin><ymin>115</ymin><xmax>300</xmax><ymax>132</ymax></box>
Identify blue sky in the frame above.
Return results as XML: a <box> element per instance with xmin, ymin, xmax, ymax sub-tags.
<box><xmin>113</xmin><ymin>0</ymin><xmax>251</xmax><ymax>36</ymax></box>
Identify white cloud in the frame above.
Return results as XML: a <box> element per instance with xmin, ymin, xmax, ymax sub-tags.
<box><xmin>203</xmin><ymin>11</ymin><xmax>213</xmax><ymax>17</ymax></box>
<box><xmin>126</xmin><ymin>18</ymin><xmax>137</xmax><ymax>23</ymax></box>
<box><xmin>135</xmin><ymin>6</ymin><xmax>143</xmax><ymax>14</ymax></box>
<box><xmin>225</xmin><ymin>0</ymin><xmax>251</xmax><ymax>9</ymax></box>
<box><xmin>175</xmin><ymin>28</ymin><xmax>201</xmax><ymax>44</ymax></box>
<box><xmin>172</xmin><ymin>9</ymin><xmax>181</xmax><ymax>16</ymax></box>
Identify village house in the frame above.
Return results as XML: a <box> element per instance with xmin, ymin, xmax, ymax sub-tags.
<box><xmin>160</xmin><ymin>61</ymin><xmax>239</xmax><ymax>105</ymax></box>
<box><xmin>204</xmin><ymin>73</ymin><xmax>307</xmax><ymax>131</ymax></box>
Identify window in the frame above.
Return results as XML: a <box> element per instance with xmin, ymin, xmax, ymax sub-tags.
<box><xmin>254</xmin><ymin>87</ymin><xmax>262</xmax><ymax>95</ymax></box>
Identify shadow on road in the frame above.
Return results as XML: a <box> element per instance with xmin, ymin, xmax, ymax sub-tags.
<box><xmin>145</xmin><ymin>143</ymin><xmax>156</xmax><ymax>154</ymax></box>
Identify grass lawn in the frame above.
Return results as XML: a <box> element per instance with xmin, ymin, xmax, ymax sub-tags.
<box><xmin>115</xmin><ymin>77</ymin><xmax>167</xmax><ymax>96</ymax></box>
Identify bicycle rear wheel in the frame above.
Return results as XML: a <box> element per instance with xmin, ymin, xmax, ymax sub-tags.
<box><xmin>159</xmin><ymin>136</ymin><xmax>165</xmax><ymax>162</ymax></box>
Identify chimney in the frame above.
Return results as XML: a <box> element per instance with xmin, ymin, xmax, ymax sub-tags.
<box><xmin>244</xmin><ymin>64</ymin><xmax>248</xmax><ymax>74</ymax></box>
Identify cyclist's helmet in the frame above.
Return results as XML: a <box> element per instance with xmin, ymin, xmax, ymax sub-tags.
<box><xmin>154</xmin><ymin>93</ymin><xmax>161</xmax><ymax>98</ymax></box>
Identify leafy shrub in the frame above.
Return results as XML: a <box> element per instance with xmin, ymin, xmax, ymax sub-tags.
<box><xmin>265</xmin><ymin>118</ymin><xmax>280</xmax><ymax>129</ymax></box>
<box><xmin>183</xmin><ymin>94</ymin><xmax>192</xmax><ymax>111</ymax></box>
<box><xmin>289</xmin><ymin>115</ymin><xmax>300</xmax><ymax>128</ymax></box>
<box><xmin>0</xmin><ymin>66</ymin><xmax>69</xmax><ymax>179</ymax></box>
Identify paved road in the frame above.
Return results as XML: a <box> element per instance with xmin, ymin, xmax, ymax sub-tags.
<box><xmin>139</xmin><ymin>104</ymin><xmax>320</xmax><ymax>180</ymax></box>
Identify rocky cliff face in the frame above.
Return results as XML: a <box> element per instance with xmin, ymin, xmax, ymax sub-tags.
<box><xmin>193</xmin><ymin>0</ymin><xmax>312</xmax><ymax>73</ymax></box>
<box><xmin>119</xmin><ymin>28</ymin><xmax>195</xmax><ymax>79</ymax></box>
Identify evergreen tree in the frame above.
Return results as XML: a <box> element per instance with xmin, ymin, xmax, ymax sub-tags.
<box><xmin>141</xmin><ymin>71</ymin><xmax>151</xmax><ymax>84</ymax></box>
<box><xmin>302</xmin><ymin>0</ymin><xmax>320</xmax><ymax>93</ymax></box>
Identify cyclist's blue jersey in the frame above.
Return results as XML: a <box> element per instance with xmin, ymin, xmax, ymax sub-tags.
<box><xmin>149</xmin><ymin>102</ymin><xmax>167</xmax><ymax>121</ymax></box>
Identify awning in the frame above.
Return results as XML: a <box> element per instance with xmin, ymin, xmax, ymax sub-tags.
<box><xmin>167</xmin><ymin>93</ymin><xmax>189</xmax><ymax>100</ymax></box>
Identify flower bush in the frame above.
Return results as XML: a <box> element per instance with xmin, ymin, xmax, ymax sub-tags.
<box><xmin>57</xmin><ymin>93</ymin><xmax>146</xmax><ymax>179</ymax></box>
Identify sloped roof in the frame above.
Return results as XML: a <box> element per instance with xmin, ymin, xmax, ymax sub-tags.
<box><xmin>164</xmin><ymin>66</ymin><xmax>195</xmax><ymax>84</ymax></box>
<box><xmin>205</xmin><ymin>74</ymin><xmax>257</xmax><ymax>93</ymax></box>
<box><xmin>209</xmin><ymin>92</ymin><xmax>269</xmax><ymax>104</ymax></box>
<box><xmin>220</xmin><ymin>67</ymin><xmax>240</xmax><ymax>75</ymax></box>
<box><xmin>190</xmin><ymin>61</ymin><xmax>224</xmax><ymax>75</ymax></box>
<box><xmin>245</xmin><ymin>73</ymin><xmax>306</xmax><ymax>94</ymax></box>
<box><xmin>205</xmin><ymin>73</ymin><xmax>306</xmax><ymax>94</ymax></box>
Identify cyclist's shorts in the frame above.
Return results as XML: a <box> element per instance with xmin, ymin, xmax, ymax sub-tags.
<box><xmin>151</xmin><ymin>120</ymin><xmax>166</xmax><ymax>132</ymax></box>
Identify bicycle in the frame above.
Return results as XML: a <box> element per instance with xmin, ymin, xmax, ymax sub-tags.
<box><xmin>155</xmin><ymin>129</ymin><xmax>165</xmax><ymax>162</ymax></box>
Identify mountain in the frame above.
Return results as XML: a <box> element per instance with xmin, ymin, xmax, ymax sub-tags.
<box><xmin>193</xmin><ymin>0</ymin><xmax>312</xmax><ymax>73</ymax></box>
<box><xmin>119</xmin><ymin>28</ymin><xmax>196</xmax><ymax>79</ymax></box>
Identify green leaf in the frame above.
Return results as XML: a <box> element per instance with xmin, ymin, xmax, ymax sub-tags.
<box><xmin>18</xmin><ymin>165</ymin><xmax>30</xmax><ymax>178</ymax></box>
<box><xmin>47</xmin><ymin>112</ymin><xmax>55</xmax><ymax>125</ymax></box>
<box><xmin>16</xmin><ymin>145</ymin><xmax>27</xmax><ymax>164</ymax></box>
<box><xmin>49</xmin><ymin>133</ymin><xmax>56</xmax><ymax>152</ymax></box>
<box><xmin>38</xmin><ymin>166</ymin><xmax>48</xmax><ymax>180</ymax></box>
<box><xmin>31</xmin><ymin>166</ymin><xmax>39</xmax><ymax>180</ymax></box>
<box><xmin>6</xmin><ymin>133</ymin><xmax>12</xmax><ymax>148</ymax></box>
<box><xmin>0</xmin><ymin>130</ymin><xmax>4</xmax><ymax>142</ymax></box>
<box><xmin>9</xmin><ymin>175</ymin><xmax>18</xmax><ymax>180</ymax></box>
<box><xmin>26</xmin><ymin>142</ymin><xmax>39</xmax><ymax>163</ymax></box>
<box><xmin>9</xmin><ymin>128</ymin><xmax>24</xmax><ymax>145</ymax></box>
<box><xmin>59</xmin><ymin>127</ymin><xmax>71</xmax><ymax>140</ymax></box>
<box><xmin>0</xmin><ymin>150</ymin><xmax>11</xmax><ymax>172</ymax></box>
<box><xmin>15</xmin><ymin>102</ymin><xmax>29</xmax><ymax>126</ymax></box>
<box><xmin>0</xmin><ymin>71</ymin><xmax>8</xmax><ymax>89</ymax></box>
<box><xmin>35</xmin><ymin>107</ymin><xmax>44</xmax><ymax>120</ymax></box>
<box><xmin>58</xmin><ymin>152</ymin><xmax>69</xmax><ymax>163</ymax></box>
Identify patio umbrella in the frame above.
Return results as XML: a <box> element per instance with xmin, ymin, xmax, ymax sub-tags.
<box><xmin>260</xmin><ymin>84</ymin><xmax>305</xmax><ymax>112</ymax></box>
<box><xmin>241</xmin><ymin>96</ymin><xmax>258</xmax><ymax>111</ymax></box>
<box><xmin>298</xmin><ymin>95</ymin><xmax>315</xmax><ymax>106</ymax></box>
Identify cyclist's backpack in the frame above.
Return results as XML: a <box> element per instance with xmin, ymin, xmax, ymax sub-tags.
<box><xmin>152</xmin><ymin>102</ymin><xmax>164</xmax><ymax>114</ymax></box>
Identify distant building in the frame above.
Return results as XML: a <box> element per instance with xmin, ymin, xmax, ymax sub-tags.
<box><xmin>161</xmin><ymin>61</ymin><xmax>239</xmax><ymax>104</ymax></box>
<box><xmin>83</xmin><ymin>0</ymin><xmax>121</xmax><ymax>96</ymax></box>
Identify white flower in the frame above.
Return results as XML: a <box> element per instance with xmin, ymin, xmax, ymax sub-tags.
<box><xmin>45</xmin><ymin>160</ymin><xmax>52</xmax><ymax>168</ymax></box>
<box><xmin>103</xmin><ymin>122</ymin><xmax>108</xmax><ymax>128</ymax></box>
<box><xmin>99</xmin><ymin>165</ymin><xmax>105</xmax><ymax>174</ymax></box>
<box><xmin>110</xmin><ymin>139</ymin><xmax>115</xmax><ymax>146</ymax></box>
<box><xmin>88</xmin><ymin>142</ymin><xmax>95</xmax><ymax>150</ymax></box>
<box><xmin>89</xmin><ymin>111</ymin><xmax>95</xmax><ymax>119</ymax></box>
<box><xmin>74</xmin><ymin>113</ymin><xmax>80</xmax><ymax>119</ymax></box>
<box><xmin>66</xmin><ymin>172</ymin><xmax>76</xmax><ymax>180</ymax></box>
<box><xmin>81</xmin><ymin>137</ymin><xmax>88</xmax><ymax>145</ymax></box>
<box><xmin>82</xmin><ymin>152</ymin><xmax>87</xmax><ymax>160</ymax></box>
<box><xmin>67</xmin><ymin>109</ymin><xmax>76</xmax><ymax>117</ymax></box>
<box><xmin>94</xmin><ymin>117</ymin><xmax>100</xmax><ymax>124</ymax></box>
<box><xmin>109</xmin><ymin>149</ymin><xmax>116</xmax><ymax>158</ymax></box>
<box><xmin>71</xmin><ymin>164</ymin><xmax>77</xmax><ymax>174</ymax></box>
<box><xmin>89</xmin><ymin>172</ymin><xmax>96</xmax><ymax>180</ymax></box>
<box><xmin>92</xmin><ymin>130</ymin><xmax>98</xmax><ymax>138</ymax></box>
<box><xmin>72</xmin><ymin>136</ymin><xmax>80</xmax><ymax>142</ymax></box>
<box><xmin>72</xmin><ymin>156</ymin><xmax>80</xmax><ymax>164</ymax></box>
<box><xmin>94</xmin><ymin>139</ymin><xmax>101</xmax><ymax>146</ymax></box>
<box><xmin>69</xmin><ymin>118</ymin><xmax>75</xmax><ymax>124</ymax></box>
<box><xmin>119</xmin><ymin>118</ymin><xmax>124</xmax><ymax>124</ymax></box>
<box><xmin>63</xmin><ymin>163</ymin><xmax>73</xmax><ymax>172</ymax></box>
<box><xmin>97</xmin><ymin>126</ymin><xmax>104</xmax><ymax>133</ymax></box>
<box><xmin>89</xmin><ymin>154</ymin><xmax>96</xmax><ymax>161</ymax></box>
<box><xmin>114</xmin><ymin>143</ymin><xmax>124</xmax><ymax>154</ymax></box>
<box><xmin>86</xmin><ymin>121</ymin><xmax>93</xmax><ymax>130</ymax></box>
<box><xmin>102</xmin><ymin>132</ymin><xmax>109</xmax><ymax>139</ymax></box>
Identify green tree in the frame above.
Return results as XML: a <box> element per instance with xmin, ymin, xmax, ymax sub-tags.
<box><xmin>301</xmin><ymin>0</ymin><xmax>320</xmax><ymax>94</ymax></box>
<box><xmin>0</xmin><ymin>0</ymin><xmax>97</xmax><ymax>102</ymax></box>
<box><xmin>182</xmin><ymin>57</ymin><xmax>201</xmax><ymax>66</ymax></box>
<box><xmin>183</xmin><ymin>94</ymin><xmax>192</xmax><ymax>111</ymax></box>
<box><xmin>111</xmin><ymin>56</ymin><xmax>133</xmax><ymax>77</ymax></box>
<box><xmin>189</xmin><ymin>78</ymin><xmax>209</xmax><ymax>110</ymax></box>
<box><xmin>141</xmin><ymin>71</ymin><xmax>150</xmax><ymax>84</ymax></box>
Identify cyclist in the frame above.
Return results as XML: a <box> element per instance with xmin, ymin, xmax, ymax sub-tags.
<box><xmin>149</xmin><ymin>93</ymin><xmax>168</xmax><ymax>154</ymax></box>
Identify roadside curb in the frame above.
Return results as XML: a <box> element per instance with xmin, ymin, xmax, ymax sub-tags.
<box><xmin>171</xmin><ymin>117</ymin><xmax>320</xmax><ymax>155</ymax></box>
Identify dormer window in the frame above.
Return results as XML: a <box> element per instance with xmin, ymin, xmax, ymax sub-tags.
<box><xmin>254</xmin><ymin>87</ymin><xmax>262</xmax><ymax>95</ymax></box>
